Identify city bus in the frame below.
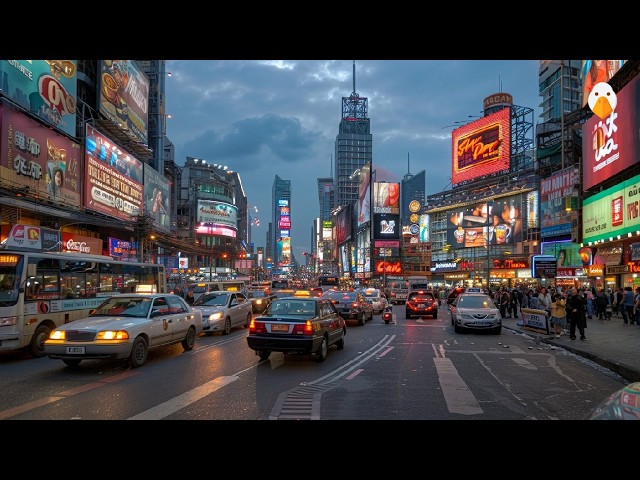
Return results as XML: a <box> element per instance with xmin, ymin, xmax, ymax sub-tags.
<box><xmin>0</xmin><ymin>250</ymin><xmax>167</xmax><ymax>357</ymax></box>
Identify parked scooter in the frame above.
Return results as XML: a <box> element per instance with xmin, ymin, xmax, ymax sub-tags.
<box><xmin>382</xmin><ymin>305</ymin><xmax>393</xmax><ymax>324</ymax></box>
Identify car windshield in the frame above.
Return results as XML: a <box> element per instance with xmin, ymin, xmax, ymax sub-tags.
<box><xmin>324</xmin><ymin>292</ymin><xmax>356</xmax><ymax>302</ymax></box>
<box><xmin>458</xmin><ymin>295</ymin><xmax>494</xmax><ymax>308</ymax></box>
<box><xmin>193</xmin><ymin>293</ymin><xmax>229</xmax><ymax>306</ymax></box>
<box><xmin>266</xmin><ymin>299</ymin><xmax>317</xmax><ymax>317</ymax></box>
<box><xmin>248</xmin><ymin>290</ymin><xmax>267</xmax><ymax>298</ymax></box>
<box><xmin>91</xmin><ymin>297</ymin><xmax>152</xmax><ymax>317</ymax></box>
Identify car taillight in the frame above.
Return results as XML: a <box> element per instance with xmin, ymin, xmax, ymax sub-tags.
<box><xmin>291</xmin><ymin>321</ymin><xmax>314</xmax><ymax>335</ymax></box>
<box><xmin>351</xmin><ymin>302</ymin><xmax>359</xmax><ymax>309</ymax></box>
<box><xmin>249</xmin><ymin>318</ymin><xmax>267</xmax><ymax>334</ymax></box>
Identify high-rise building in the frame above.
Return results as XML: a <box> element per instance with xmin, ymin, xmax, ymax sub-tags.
<box><xmin>401</xmin><ymin>168</ymin><xmax>426</xmax><ymax>231</ymax></box>
<box><xmin>317</xmin><ymin>177</ymin><xmax>334</xmax><ymax>221</ymax></box>
<box><xmin>334</xmin><ymin>61</ymin><xmax>372</xmax><ymax>208</ymax></box>
<box><xmin>538</xmin><ymin>60</ymin><xmax>582</xmax><ymax>123</ymax></box>
<box><xmin>272</xmin><ymin>174</ymin><xmax>292</xmax><ymax>272</ymax></box>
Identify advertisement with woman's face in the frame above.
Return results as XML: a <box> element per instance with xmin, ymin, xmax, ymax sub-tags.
<box><xmin>447</xmin><ymin>194</ymin><xmax>523</xmax><ymax>248</ymax></box>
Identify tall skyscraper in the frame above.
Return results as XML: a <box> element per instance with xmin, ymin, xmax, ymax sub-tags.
<box><xmin>272</xmin><ymin>174</ymin><xmax>292</xmax><ymax>272</ymax></box>
<box><xmin>317</xmin><ymin>177</ymin><xmax>334</xmax><ymax>221</ymax></box>
<box><xmin>334</xmin><ymin>61</ymin><xmax>372</xmax><ymax>208</ymax></box>
<box><xmin>538</xmin><ymin>60</ymin><xmax>582</xmax><ymax>123</ymax></box>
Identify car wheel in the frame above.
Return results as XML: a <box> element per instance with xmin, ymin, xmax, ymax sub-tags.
<box><xmin>433</xmin><ymin>310</ymin><xmax>438</xmax><ymax>319</ymax></box>
<box><xmin>258</xmin><ymin>350</ymin><xmax>271</xmax><ymax>360</ymax></box>
<box><xmin>244</xmin><ymin>313</ymin><xmax>251</xmax><ymax>328</ymax></box>
<box><xmin>405</xmin><ymin>311</ymin><xmax>411</xmax><ymax>319</ymax></box>
<box><xmin>492</xmin><ymin>327</ymin><xmax>502</xmax><ymax>335</ymax></box>
<box><xmin>358</xmin><ymin>312</ymin><xmax>366</xmax><ymax>326</ymax></box>
<box><xmin>336</xmin><ymin>329</ymin><xmax>345</xmax><ymax>350</ymax></box>
<box><xmin>316</xmin><ymin>337</ymin><xmax>328</xmax><ymax>362</ymax></box>
<box><xmin>454</xmin><ymin>325</ymin><xmax>462</xmax><ymax>334</ymax></box>
<box><xmin>30</xmin><ymin>325</ymin><xmax>52</xmax><ymax>358</ymax></box>
<box><xmin>128</xmin><ymin>336</ymin><xmax>148</xmax><ymax>368</ymax></box>
<box><xmin>181</xmin><ymin>326</ymin><xmax>197</xmax><ymax>351</ymax></box>
<box><xmin>63</xmin><ymin>359</ymin><xmax>81</xmax><ymax>367</ymax></box>
<box><xmin>223</xmin><ymin>317</ymin><xmax>231</xmax><ymax>335</ymax></box>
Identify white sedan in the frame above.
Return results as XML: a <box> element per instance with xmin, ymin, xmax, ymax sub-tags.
<box><xmin>191</xmin><ymin>291</ymin><xmax>253</xmax><ymax>335</ymax></box>
<box><xmin>44</xmin><ymin>294</ymin><xmax>203</xmax><ymax>368</ymax></box>
<box><xmin>362</xmin><ymin>288</ymin><xmax>388</xmax><ymax>314</ymax></box>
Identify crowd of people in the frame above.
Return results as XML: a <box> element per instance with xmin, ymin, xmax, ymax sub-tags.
<box><xmin>481</xmin><ymin>284</ymin><xmax>640</xmax><ymax>341</ymax></box>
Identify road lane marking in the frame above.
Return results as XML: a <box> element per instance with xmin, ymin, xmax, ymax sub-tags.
<box><xmin>434</xmin><ymin>357</ymin><xmax>483</xmax><ymax>416</ymax></box>
<box><xmin>127</xmin><ymin>375</ymin><xmax>239</xmax><ymax>420</ymax></box>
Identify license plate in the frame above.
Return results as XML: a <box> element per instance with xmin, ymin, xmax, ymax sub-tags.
<box><xmin>418</xmin><ymin>304</ymin><xmax>425</xmax><ymax>308</ymax></box>
<box><xmin>66</xmin><ymin>346</ymin><xmax>85</xmax><ymax>354</ymax></box>
<box><xmin>271</xmin><ymin>323</ymin><xmax>289</xmax><ymax>332</ymax></box>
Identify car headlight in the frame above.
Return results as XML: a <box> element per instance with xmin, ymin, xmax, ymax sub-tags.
<box><xmin>96</xmin><ymin>330</ymin><xmax>130</xmax><ymax>340</ymax></box>
<box><xmin>209</xmin><ymin>312</ymin><xmax>223</xmax><ymax>321</ymax></box>
<box><xmin>0</xmin><ymin>316</ymin><xmax>17</xmax><ymax>327</ymax></box>
<box><xmin>49</xmin><ymin>330</ymin><xmax>66</xmax><ymax>340</ymax></box>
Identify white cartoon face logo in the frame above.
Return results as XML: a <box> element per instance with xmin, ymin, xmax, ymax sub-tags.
<box><xmin>588</xmin><ymin>82</ymin><xmax>617</xmax><ymax>119</ymax></box>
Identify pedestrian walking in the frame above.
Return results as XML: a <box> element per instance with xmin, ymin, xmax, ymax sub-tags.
<box><xmin>185</xmin><ymin>289</ymin><xmax>195</xmax><ymax>305</ymax></box>
<box><xmin>595</xmin><ymin>288</ymin><xmax>609</xmax><ymax>320</ymax></box>
<box><xmin>567</xmin><ymin>287</ymin><xmax>587</xmax><ymax>341</ymax></box>
<box><xmin>539</xmin><ymin>287</ymin><xmax>552</xmax><ymax>317</ymax></box>
<box><xmin>622</xmin><ymin>286</ymin><xmax>635</xmax><ymax>324</ymax></box>
<box><xmin>550</xmin><ymin>291</ymin><xmax>567</xmax><ymax>337</ymax></box>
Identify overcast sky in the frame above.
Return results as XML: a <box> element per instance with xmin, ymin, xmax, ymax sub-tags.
<box><xmin>164</xmin><ymin>60</ymin><xmax>541</xmax><ymax>260</ymax></box>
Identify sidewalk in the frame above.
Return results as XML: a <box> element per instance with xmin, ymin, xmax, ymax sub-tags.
<box><xmin>502</xmin><ymin>312</ymin><xmax>640</xmax><ymax>383</ymax></box>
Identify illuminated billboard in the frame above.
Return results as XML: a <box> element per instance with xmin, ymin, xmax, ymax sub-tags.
<box><xmin>336</xmin><ymin>204</ymin><xmax>352</xmax><ymax>245</ymax></box>
<box><xmin>541</xmin><ymin>240</ymin><xmax>590</xmax><ymax>268</ymax></box>
<box><xmin>582</xmin><ymin>74</ymin><xmax>639</xmax><ymax>192</ymax></box>
<box><xmin>581</xmin><ymin>60</ymin><xmax>626</xmax><ymax>107</ymax></box>
<box><xmin>196</xmin><ymin>200</ymin><xmax>238</xmax><ymax>229</ymax></box>
<box><xmin>357</xmin><ymin>162</ymin><xmax>371</xmax><ymax>227</ymax></box>
<box><xmin>143</xmin><ymin>164</ymin><xmax>171</xmax><ymax>234</ymax></box>
<box><xmin>446</xmin><ymin>194</ymin><xmax>524</xmax><ymax>249</ymax></box>
<box><xmin>540</xmin><ymin>167</ymin><xmax>578</xmax><ymax>237</ymax></box>
<box><xmin>84</xmin><ymin>125</ymin><xmax>144</xmax><ymax>221</ymax></box>
<box><xmin>0</xmin><ymin>60</ymin><xmax>78</xmax><ymax>137</ymax></box>
<box><xmin>373</xmin><ymin>181</ymin><xmax>400</xmax><ymax>214</ymax></box>
<box><xmin>0</xmin><ymin>103</ymin><xmax>82</xmax><ymax>208</ymax></box>
<box><xmin>98</xmin><ymin>60</ymin><xmax>149</xmax><ymax>144</ymax></box>
<box><xmin>451</xmin><ymin>108</ymin><xmax>511</xmax><ymax>186</ymax></box>
<box><xmin>582</xmin><ymin>173</ymin><xmax>640</xmax><ymax>244</ymax></box>
<box><xmin>373</xmin><ymin>213</ymin><xmax>400</xmax><ymax>240</ymax></box>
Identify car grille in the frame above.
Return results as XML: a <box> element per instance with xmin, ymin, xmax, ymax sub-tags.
<box><xmin>471</xmin><ymin>313</ymin><xmax>490</xmax><ymax>319</ymax></box>
<box><xmin>65</xmin><ymin>330</ymin><xmax>97</xmax><ymax>342</ymax></box>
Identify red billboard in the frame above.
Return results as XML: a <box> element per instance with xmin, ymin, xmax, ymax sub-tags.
<box><xmin>0</xmin><ymin>102</ymin><xmax>82</xmax><ymax>208</ymax></box>
<box><xmin>373</xmin><ymin>181</ymin><xmax>400</xmax><ymax>214</ymax></box>
<box><xmin>582</xmin><ymin>74</ymin><xmax>639</xmax><ymax>192</ymax></box>
<box><xmin>451</xmin><ymin>108</ymin><xmax>511</xmax><ymax>186</ymax></box>
<box><xmin>84</xmin><ymin>125</ymin><xmax>144</xmax><ymax>221</ymax></box>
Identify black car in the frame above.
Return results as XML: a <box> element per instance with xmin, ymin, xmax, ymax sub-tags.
<box><xmin>406</xmin><ymin>290</ymin><xmax>438</xmax><ymax>319</ymax></box>
<box><xmin>246</xmin><ymin>288</ymin><xmax>276</xmax><ymax>314</ymax></box>
<box><xmin>322</xmin><ymin>290</ymin><xmax>373</xmax><ymax>325</ymax></box>
<box><xmin>246</xmin><ymin>297</ymin><xmax>346</xmax><ymax>362</ymax></box>
<box><xmin>446</xmin><ymin>287</ymin><xmax>465</xmax><ymax>306</ymax></box>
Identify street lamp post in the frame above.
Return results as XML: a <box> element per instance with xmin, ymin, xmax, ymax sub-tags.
<box><xmin>486</xmin><ymin>201</ymin><xmax>494</xmax><ymax>291</ymax></box>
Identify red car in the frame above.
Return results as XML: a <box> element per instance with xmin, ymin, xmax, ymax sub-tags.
<box><xmin>406</xmin><ymin>290</ymin><xmax>438</xmax><ymax>319</ymax></box>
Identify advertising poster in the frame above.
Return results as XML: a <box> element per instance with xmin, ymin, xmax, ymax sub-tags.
<box><xmin>521</xmin><ymin>308</ymin><xmax>550</xmax><ymax>335</ymax></box>
<box><xmin>373</xmin><ymin>213</ymin><xmax>400</xmax><ymax>240</ymax></box>
<box><xmin>451</xmin><ymin>108</ymin><xmax>511</xmax><ymax>186</ymax></box>
<box><xmin>196</xmin><ymin>200</ymin><xmax>238</xmax><ymax>229</ymax></box>
<box><xmin>357</xmin><ymin>162</ymin><xmax>371</xmax><ymax>227</ymax></box>
<box><xmin>373</xmin><ymin>181</ymin><xmax>400</xmax><ymax>214</ymax></box>
<box><xmin>84</xmin><ymin>125</ymin><xmax>144</xmax><ymax>221</ymax></box>
<box><xmin>336</xmin><ymin>204</ymin><xmax>352</xmax><ymax>245</ymax></box>
<box><xmin>0</xmin><ymin>60</ymin><xmax>77</xmax><ymax>136</ymax></box>
<box><xmin>582</xmin><ymin>173</ymin><xmax>640</xmax><ymax>244</ymax></box>
<box><xmin>582</xmin><ymin>74</ymin><xmax>639</xmax><ymax>192</ymax></box>
<box><xmin>108</xmin><ymin>237</ymin><xmax>139</xmax><ymax>261</ymax></box>
<box><xmin>581</xmin><ymin>60</ymin><xmax>626</xmax><ymax>107</ymax></box>
<box><xmin>143</xmin><ymin>164</ymin><xmax>171</xmax><ymax>233</ymax></box>
<box><xmin>447</xmin><ymin>194</ymin><xmax>523</xmax><ymax>249</ymax></box>
<box><xmin>540</xmin><ymin>167</ymin><xmax>578</xmax><ymax>237</ymax></box>
<box><xmin>98</xmin><ymin>60</ymin><xmax>149</xmax><ymax>144</ymax></box>
<box><xmin>0</xmin><ymin>103</ymin><xmax>81</xmax><ymax>208</ymax></box>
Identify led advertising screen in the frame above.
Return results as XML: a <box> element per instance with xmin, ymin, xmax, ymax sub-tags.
<box><xmin>418</xmin><ymin>214</ymin><xmax>430</xmax><ymax>243</ymax></box>
<box><xmin>0</xmin><ymin>103</ymin><xmax>82</xmax><ymax>208</ymax></box>
<box><xmin>447</xmin><ymin>194</ymin><xmax>524</xmax><ymax>249</ymax></box>
<box><xmin>540</xmin><ymin>167</ymin><xmax>578</xmax><ymax>237</ymax></box>
<box><xmin>451</xmin><ymin>108</ymin><xmax>511</xmax><ymax>186</ymax></box>
<box><xmin>541</xmin><ymin>240</ymin><xmax>589</xmax><ymax>268</ymax></box>
<box><xmin>582</xmin><ymin>74</ymin><xmax>639</xmax><ymax>192</ymax></box>
<box><xmin>373</xmin><ymin>213</ymin><xmax>400</xmax><ymax>240</ymax></box>
<box><xmin>143</xmin><ymin>164</ymin><xmax>171</xmax><ymax>234</ymax></box>
<box><xmin>0</xmin><ymin>60</ymin><xmax>78</xmax><ymax>137</ymax></box>
<box><xmin>581</xmin><ymin>60</ymin><xmax>626</xmax><ymax>107</ymax></box>
<box><xmin>357</xmin><ymin>162</ymin><xmax>371</xmax><ymax>227</ymax></box>
<box><xmin>84</xmin><ymin>125</ymin><xmax>143</xmax><ymax>221</ymax></box>
<box><xmin>582</xmin><ymin>173</ymin><xmax>640</xmax><ymax>244</ymax></box>
<box><xmin>373</xmin><ymin>181</ymin><xmax>400</xmax><ymax>214</ymax></box>
<box><xmin>336</xmin><ymin>204</ymin><xmax>352</xmax><ymax>245</ymax></box>
<box><xmin>196</xmin><ymin>200</ymin><xmax>238</xmax><ymax>229</ymax></box>
<box><xmin>98</xmin><ymin>60</ymin><xmax>149</xmax><ymax>144</ymax></box>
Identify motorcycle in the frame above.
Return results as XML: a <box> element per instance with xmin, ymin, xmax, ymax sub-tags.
<box><xmin>382</xmin><ymin>305</ymin><xmax>393</xmax><ymax>324</ymax></box>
